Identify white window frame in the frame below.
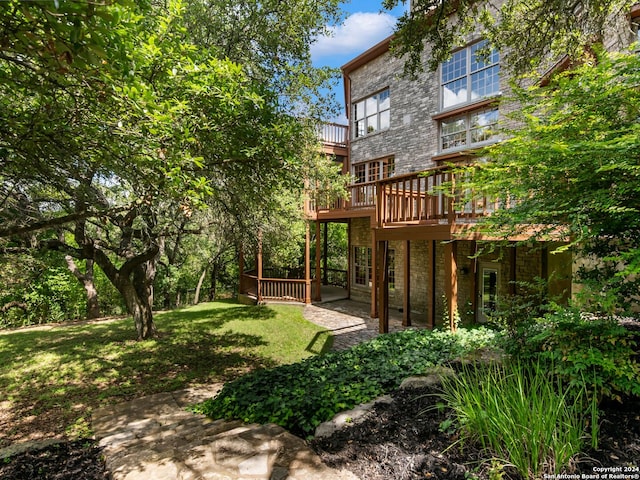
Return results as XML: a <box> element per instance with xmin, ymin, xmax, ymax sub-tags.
<box><xmin>353</xmin><ymin>88</ymin><xmax>390</xmax><ymax>138</ymax></box>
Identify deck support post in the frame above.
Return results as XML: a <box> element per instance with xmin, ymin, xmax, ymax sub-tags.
<box><xmin>428</xmin><ymin>240</ymin><xmax>436</xmax><ymax>329</ymax></box>
<box><xmin>444</xmin><ymin>240</ymin><xmax>458</xmax><ymax>332</ymax></box>
<box><xmin>305</xmin><ymin>222</ymin><xmax>312</xmax><ymax>304</ymax></box>
<box><xmin>370</xmin><ymin>227</ymin><xmax>378</xmax><ymax>318</ymax></box>
<box><xmin>403</xmin><ymin>240</ymin><xmax>411</xmax><ymax>327</ymax></box>
<box><xmin>314</xmin><ymin>221</ymin><xmax>322</xmax><ymax>301</ymax></box>
<box><xmin>379</xmin><ymin>240</ymin><xmax>389</xmax><ymax>334</ymax></box>
<box><xmin>470</xmin><ymin>241</ymin><xmax>477</xmax><ymax>323</ymax></box>
<box><xmin>257</xmin><ymin>230</ymin><xmax>263</xmax><ymax>303</ymax></box>
<box><xmin>323</xmin><ymin>222</ymin><xmax>328</xmax><ymax>286</ymax></box>
<box><xmin>347</xmin><ymin>219</ymin><xmax>352</xmax><ymax>299</ymax></box>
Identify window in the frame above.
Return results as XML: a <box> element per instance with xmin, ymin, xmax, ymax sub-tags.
<box><xmin>441</xmin><ymin>40</ymin><xmax>499</xmax><ymax>110</ymax></box>
<box><xmin>354</xmin><ymin>89</ymin><xmax>390</xmax><ymax>138</ymax></box>
<box><xmin>440</xmin><ymin>107</ymin><xmax>498</xmax><ymax>151</ymax></box>
<box><xmin>352</xmin><ymin>157</ymin><xmax>394</xmax><ymax>183</ymax></box>
<box><xmin>354</xmin><ymin>246</ymin><xmax>372</xmax><ymax>286</ymax></box>
<box><xmin>352</xmin><ymin>157</ymin><xmax>394</xmax><ymax>206</ymax></box>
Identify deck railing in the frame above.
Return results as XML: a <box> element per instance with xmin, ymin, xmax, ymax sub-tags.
<box><xmin>378</xmin><ymin>169</ymin><xmax>499</xmax><ymax>226</ymax></box>
<box><xmin>260</xmin><ymin>278</ymin><xmax>307</xmax><ymax>302</ymax></box>
<box><xmin>309</xmin><ymin>181</ymin><xmax>377</xmax><ymax>214</ymax></box>
<box><xmin>322</xmin><ymin>268</ymin><xmax>348</xmax><ymax>288</ymax></box>
<box><xmin>318</xmin><ymin>123</ymin><xmax>348</xmax><ymax>147</ymax></box>
<box><xmin>241</xmin><ymin>270</ymin><xmax>310</xmax><ymax>303</ymax></box>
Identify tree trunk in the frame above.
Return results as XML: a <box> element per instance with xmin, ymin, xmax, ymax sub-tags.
<box><xmin>209</xmin><ymin>262</ymin><xmax>218</xmax><ymax>301</ymax></box>
<box><xmin>65</xmin><ymin>255</ymin><xmax>101</xmax><ymax>319</ymax></box>
<box><xmin>120</xmin><ymin>280</ymin><xmax>156</xmax><ymax>340</ymax></box>
<box><xmin>132</xmin><ymin>261</ymin><xmax>157</xmax><ymax>340</ymax></box>
<box><xmin>194</xmin><ymin>267</ymin><xmax>207</xmax><ymax>305</ymax></box>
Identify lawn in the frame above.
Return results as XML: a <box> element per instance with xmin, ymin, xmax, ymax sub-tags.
<box><xmin>0</xmin><ymin>301</ymin><xmax>332</xmax><ymax>448</ymax></box>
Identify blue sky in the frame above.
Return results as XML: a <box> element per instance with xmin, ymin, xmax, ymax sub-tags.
<box><xmin>311</xmin><ymin>0</ymin><xmax>409</xmax><ymax>122</ymax></box>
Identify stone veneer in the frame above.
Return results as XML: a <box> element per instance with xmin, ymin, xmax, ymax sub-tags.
<box><xmin>348</xmin><ymin>214</ymin><xmax>573</xmax><ymax>326</ymax></box>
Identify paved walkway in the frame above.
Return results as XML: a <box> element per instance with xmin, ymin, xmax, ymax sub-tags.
<box><xmin>92</xmin><ymin>300</ymin><xmax>397</xmax><ymax>480</ymax></box>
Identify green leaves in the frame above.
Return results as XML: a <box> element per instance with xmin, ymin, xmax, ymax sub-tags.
<box><xmin>193</xmin><ymin>327</ymin><xmax>497</xmax><ymax>437</ymax></box>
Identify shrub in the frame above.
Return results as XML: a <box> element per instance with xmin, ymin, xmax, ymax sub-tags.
<box><xmin>193</xmin><ymin>327</ymin><xmax>496</xmax><ymax>437</ymax></box>
<box><xmin>530</xmin><ymin>309</ymin><xmax>640</xmax><ymax>402</ymax></box>
<box><xmin>439</xmin><ymin>361</ymin><xmax>585</xmax><ymax>479</ymax></box>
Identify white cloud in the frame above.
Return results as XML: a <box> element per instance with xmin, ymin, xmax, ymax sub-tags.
<box><xmin>311</xmin><ymin>12</ymin><xmax>397</xmax><ymax>61</ymax></box>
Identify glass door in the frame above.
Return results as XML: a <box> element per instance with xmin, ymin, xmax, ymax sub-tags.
<box><xmin>477</xmin><ymin>264</ymin><xmax>499</xmax><ymax>323</ymax></box>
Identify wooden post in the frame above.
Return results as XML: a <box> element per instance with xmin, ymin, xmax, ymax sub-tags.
<box><xmin>314</xmin><ymin>221</ymin><xmax>322</xmax><ymax>301</ymax></box>
<box><xmin>347</xmin><ymin>219</ymin><xmax>352</xmax><ymax>298</ymax></box>
<box><xmin>379</xmin><ymin>240</ymin><xmax>389</xmax><ymax>333</ymax></box>
<box><xmin>305</xmin><ymin>222</ymin><xmax>311</xmax><ymax>304</ymax></box>
<box><xmin>428</xmin><ymin>240</ymin><xmax>436</xmax><ymax>329</ymax></box>
<box><xmin>403</xmin><ymin>240</ymin><xmax>411</xmax><ymax>326</ymax></box>
<box><xmin>323</xmin><ymin>222</ymin><xmax>328</xmax><ymax>286</ymax></box>
<box><xmin>444</xmin><ymin>240</ymin><xmax>458</xmax><ymax>332</ymax></box>
<box><xmin>470</xmin><ymin>240</ymin><xmax>477</xmax><ymax>323</ymax></box>
<box><xmin>257</xmin><ymin>230</ymin><xmax>263</xmax><ymax>303</ymax></box>
<box><xmin>370</xmin><ymin>228</ymin><xmax>378</xmax><ymax>318</ymax></box>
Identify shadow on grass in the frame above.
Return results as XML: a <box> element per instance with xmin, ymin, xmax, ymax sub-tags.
<box><xmin>0</xmin><ymin>302</ymin><xmax>284</xmax><ymax>448</ymax></box>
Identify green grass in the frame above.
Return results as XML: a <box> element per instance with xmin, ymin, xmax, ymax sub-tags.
<box><xmin>0</xmin><ymin>301</ymin><xmax>331</xmax><ymax>446</ymax></box>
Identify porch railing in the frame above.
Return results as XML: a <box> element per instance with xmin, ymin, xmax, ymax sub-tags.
<box><xmin>240</xmin><ymin>270</ymin><xmax>310</xmax><ymax>303</ymax></box>
<box><xmin>322</xmin><ymin>268</ymin><xmax>348</xmax><ymax>288</ymax></box>
<box><xmin>261</xmin><ymin>278</ymin><xmax>307</xmax><ymax>302</ymax></box>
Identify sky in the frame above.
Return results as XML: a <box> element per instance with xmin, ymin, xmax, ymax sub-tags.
<box><xmin>310</xmin><ymin>0</ymin><xmax>410</xmax><ymax>123</ymax></box>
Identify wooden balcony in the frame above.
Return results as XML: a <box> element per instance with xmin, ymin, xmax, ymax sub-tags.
<box><xmin>377</xmin><ymin>168</ymin><xmax>499</xmax><ymax>227</ymax></box>
<box><xmin>309</xmin><ymin>181</ymin><xmax>377</xmax><ymax>220</ymax></box>
<box><xmin>310</xmin><ymin>166</ymin><xmax>500</xmax><ymax>230</ymax></box>
<box><xmin>319</xmin><ymin>123</ymin><xmax>348</xmax><ymax>157</ymax></box>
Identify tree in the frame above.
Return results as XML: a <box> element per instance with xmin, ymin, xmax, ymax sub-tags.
<box><xmin>383</xmin><ymin>0</ymin><xmax>636</xmax><ymax>76</ymax></box>
<box><xmin>0</xmin><ymin>0</ymin><xmax>343</xmax><ymax>338</ymax></box>
<box><xmin>460</xmin><ymin>50</ymin><xmax>640</xmax><ymax>310</ymax></box>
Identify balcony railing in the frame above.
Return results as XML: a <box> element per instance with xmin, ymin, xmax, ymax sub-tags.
<box><xmin>309</xmin><ymin>181</ymin><xmax>377</xmax><ymax>214</ymax></box>
<box><xmin>310</xmin><ymin>165</ymin><xmax>500</xmax><ymax>226</ymax></box>
<box><xmin>378</xmin><ymin>169</ymin><xmax>500</xmax><ymax>226</ymax></box>
<box><xmin>318</xmin><ymin>123</ymin><xmax>348</xmax><ymax>147</ymax></box>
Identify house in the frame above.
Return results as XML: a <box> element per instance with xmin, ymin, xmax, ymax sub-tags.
<box><xmin>241</xmin><ymin>5</ymin><xmax>640</xmax><ymax>332</ymax></box>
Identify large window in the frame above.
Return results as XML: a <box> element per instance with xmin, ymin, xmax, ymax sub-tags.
<box><xmin>440</xmin><ymin>108</ymin><xmax>499</xmax><ymax>151</ymax></box>
<box><xmin>354</xmin><ymin>89</ymin><xmax>390</xmax><ymax>138</ymax></box>
<box><xmin>441</xmin><ymin>40</ymin><xmax>499</xmax><ymax>110</ymax></box>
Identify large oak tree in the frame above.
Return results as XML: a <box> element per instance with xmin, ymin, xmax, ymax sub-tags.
<box><xmin>1</xmin><ymin>0</ymin><xmax>342</xmax><ymax>338</ymax></box>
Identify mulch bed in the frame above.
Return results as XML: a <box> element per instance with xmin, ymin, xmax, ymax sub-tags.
<box><xmin>1</xmin><ymin>389</ymin><xmax>638</xmax><ymax>480</ymax></box>
<box><xmin>0</xmin><ymin>440</ymin><xmax>108</xmax><ymax>480</ymax></box>
<box><xmin>311</xmin><ymin>385</ymin><xmax>640</xmax><ymax>480</ymax></box>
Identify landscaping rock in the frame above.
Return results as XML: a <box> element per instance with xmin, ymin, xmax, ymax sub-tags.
<box><xmin>399</xmin><ymin>366</ymin><xmax>456</xmax><ymax>390</ymax></box>
<box><xmin>314</xmin><ymin>395</ymin><xmax>393</xmax><ymax>439</ymax></box>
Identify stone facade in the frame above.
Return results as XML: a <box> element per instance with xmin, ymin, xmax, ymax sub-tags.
<box><xmin>337</xmin><ymin>9</ymin><xmax>640</xmax><ymax>326</ymax></box>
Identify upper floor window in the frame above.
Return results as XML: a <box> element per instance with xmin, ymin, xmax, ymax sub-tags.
<box><xmin>354</xmin><ymin>89</ymin><xmax>390</xmax><ymax>138</ymax></box>
<box><xmin>441</xmin><ymin>40</ymin><xmax>500</xmax><ymax>110</ymax></box>
<box><xmin>440</xmin><ymin>107</ymin><xmax>498</xmax><ymax>151</ymax></box>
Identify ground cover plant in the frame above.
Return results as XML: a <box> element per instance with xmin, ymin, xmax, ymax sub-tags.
<box><xmin>193</xmin><ymin>327</ymin><xmax>496</xmax><ymax>436</ymax></box>
<box><xmin>0</xmin><ymin>301</ymin><xmax>331</xmax><ymax>447</ymax></box>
